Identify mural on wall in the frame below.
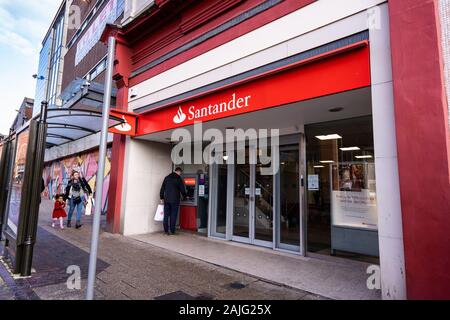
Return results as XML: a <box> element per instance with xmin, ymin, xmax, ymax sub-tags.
<box><xmin>42</xmin><ymin>148</ymin><xmax>112</xmax><ymax>214</ymax></box>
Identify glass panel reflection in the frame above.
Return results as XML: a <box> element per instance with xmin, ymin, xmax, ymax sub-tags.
<box><xmin>215</xmin><ymin>164</ymin><xmax>228</xmax><ymax>235</ymax></box>
<box><xmin>279</xmin><ymin>145</ymin><xmax>300</xmax><ymax>247</ymax></box>
<box><xmin>233</xmin><ymin>162</ymin><xmax>250</xmax><ymax>238</ymax></box>
<box><xmin>254</xmin><ymin>156</ymin><xmax>274</xmax><ymax>242</ymax></box>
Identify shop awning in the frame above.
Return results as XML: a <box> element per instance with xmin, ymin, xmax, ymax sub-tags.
<box><xmin>59</xmin><ymin>78</ymin><xmax>117</xmax><ymax>110</ymax></box>
<box><xmin>45</xmin><ymin>108</ymin><xmax>124</xmax><ymax>148</ymax></box>
<box><xmin>45</xmin><ymin>78</ymin><xmax>121</xmax><ymax>148</ymax></box>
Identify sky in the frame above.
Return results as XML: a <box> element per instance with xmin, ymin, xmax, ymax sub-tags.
<box><xmin>0</xmin><ymin>0</ymin><xmax>61</xmax><ymax>135</ymax></box>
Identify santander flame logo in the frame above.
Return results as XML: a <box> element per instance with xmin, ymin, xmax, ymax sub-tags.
<box><xmin>173</xmin><ymin>107</ymin><xmax>187</xmax><ymax>124</ymax></box>
<box><xmin>115</xmin><ymin>116</ymin><xmax>132</xmax><ymax>132</ymax></box>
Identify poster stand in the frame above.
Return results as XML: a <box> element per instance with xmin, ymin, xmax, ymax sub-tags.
<box><xmin>0</xmin><ymin>137</ymin><xmax>14</xmax><ymax>240</ymax></box>
<box><xmin>329</xmin><ymin>162</ymin><xmax>379</xmax><ymax>257</ymax></box>
<box><xmin>0</xmin><ymin>103</ymin><xmax>47</xmax><ymax>276</ymax></box>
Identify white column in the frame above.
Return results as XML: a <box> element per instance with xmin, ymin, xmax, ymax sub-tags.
<box><xmin>369</xmin><ymin>3</ymin><xmax>407</xmax><ymax>300</ymax></box>
<box><xmin>120</xmin><ymin>138</ymin><xmax>173</xmax><ymax>236</ymax></box>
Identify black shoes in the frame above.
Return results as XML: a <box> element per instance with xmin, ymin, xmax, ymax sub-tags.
<box><xmin>66</xmin><ymin>221</ymin><xmax>82</xmax><ymax>229</ymax></box>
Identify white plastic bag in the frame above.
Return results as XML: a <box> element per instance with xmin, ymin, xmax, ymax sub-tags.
<box><xmin>85</xmin><ymin>196</ymin><xmax>93</xmax><ymax>216</ymax></box>
<box><xmin>154</xmin><ymin>204</ymin><xmax>165</xmax><ymax>222</ymax></box>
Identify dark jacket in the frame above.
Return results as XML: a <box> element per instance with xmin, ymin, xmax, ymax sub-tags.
<box><xmin>65</xmin><ymin>177</ymin><xmax>92</xmax><ymax>200</ymax></box>
<box><xmin>160</xmin><ymin>173</ymin><xmax>187</xmax><ymax>203</ymax></box>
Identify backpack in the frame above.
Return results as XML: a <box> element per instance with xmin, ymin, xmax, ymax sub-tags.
<box><xmin>71</xmin><ymin>181</ymin><xmax>83</xmax><ymax>204</ymax></box>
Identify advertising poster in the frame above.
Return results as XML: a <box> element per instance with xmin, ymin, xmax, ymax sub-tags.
<box><xmin>331</xmin><ymin>163</ymin><xmax>378</xmax><ymax>230</ymax></box>
<box><xmin>6</xmin><ymin>129</ymin><xmax>30</xmax><ymax>236</ymax></box>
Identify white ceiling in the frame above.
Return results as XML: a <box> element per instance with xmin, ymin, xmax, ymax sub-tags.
<box><xmin>136</xmin><ymin>87</ymin><xmax>372</xmax><ymax>143</ymax></box>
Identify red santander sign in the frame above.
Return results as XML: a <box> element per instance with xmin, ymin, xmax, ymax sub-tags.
<box><xmin>172</xmin><ymin>93</ymin><xmax>252</xmax><ymax>125</ymax></box>
<box><xmin>109</xmin><ymin>110</ymin><xmax>137</xmax><ymax>136</ymax></box>
<box><xmin>137</xmin><ymin>42</ymin><xmax>371</xmax><ymax>136</ymax></box>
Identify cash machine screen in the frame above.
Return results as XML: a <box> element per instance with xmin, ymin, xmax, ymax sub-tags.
<box><xmin>184</xmin><ymin>178</ymin><xmax>196</xmax><ymax>198</ymax></box>
<box><xmin>182</xmin><ymin>176</ymin><xmax>198</xmax><ymax>206</ymax></box>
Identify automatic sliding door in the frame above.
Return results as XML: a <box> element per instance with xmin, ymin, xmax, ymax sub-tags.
<box><xmin>212</xmin><ymin>138</ymin><xmax>304</xmax><ymax>252</ymax></box>
<box><xmin>232</xmin><ymin>144</ymin><xmax>275</xmax><ymax>247</ymax></box>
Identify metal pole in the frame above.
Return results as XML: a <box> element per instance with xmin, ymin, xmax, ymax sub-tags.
<box><xmin>86</xmin><ymin>35</ymin><xmax>116</xmax><ymax>300</ymax></box>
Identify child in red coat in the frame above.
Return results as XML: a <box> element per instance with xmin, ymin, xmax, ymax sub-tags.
<box><xmin>52</xmin><ymin>194</ymin><xmax>67</xmax><ymax>229</ymax></box>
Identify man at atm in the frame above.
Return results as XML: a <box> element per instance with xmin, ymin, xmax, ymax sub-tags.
<box><xmin>160</xmin><ymin>167</ymin><xmax>188</xmax><ymax>235</ymax></box>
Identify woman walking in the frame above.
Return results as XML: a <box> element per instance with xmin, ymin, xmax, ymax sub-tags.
<box><xmin>65</xmin><ymin>171</ymin><xmax>92</xmax><ymax>229</ymax></box>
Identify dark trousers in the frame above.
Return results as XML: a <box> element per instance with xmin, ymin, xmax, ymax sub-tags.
<box><xmin>164</xmin><ymin>202</ymin><xmax>180</xmax><ymax>234</ymax></box>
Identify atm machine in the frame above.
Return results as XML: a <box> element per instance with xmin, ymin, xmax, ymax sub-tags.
<box><xmin>179</xmin><ymin>173</ymin><xmax>209</xmax><ymax>233</ymax></box>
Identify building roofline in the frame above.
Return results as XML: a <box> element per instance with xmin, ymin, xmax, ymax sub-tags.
<box><xmin>41</xmin><ymin>0</ymin><xmax>67</xmax><ymax>46</ymax></box>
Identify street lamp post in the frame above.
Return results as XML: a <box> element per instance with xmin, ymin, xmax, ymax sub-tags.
<box><xmin>86</xmin><ymin>35</ymin><xmax>116</xmax><ymax>300</ymax></box>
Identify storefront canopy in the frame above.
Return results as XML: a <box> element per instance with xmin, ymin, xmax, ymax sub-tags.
<box><xmin>45</xmin><ymin>108</ymin><xmax>123</xmax><ymax>148</ymax></box>
<box><xmin>46</xmin><ymin>78</ymin><xmax>122</xmax><ymax>148</ymax></box>
<box><xmin>59</xmin><ymin>78</ymin><xmax>117</xmax><ymax>110</ymax></box>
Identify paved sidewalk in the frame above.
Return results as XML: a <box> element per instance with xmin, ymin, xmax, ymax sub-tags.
<box><xmin>131</xmin><ymin>232</ymin><xmax>380</xmax><ymax>300</ymax></box>
<box><xmin>0</xmin><ymin>200</ymin><xmax>326</xmax><ymax>300</ymax></box>
<box><xmin>0</xmin><ymin>278</ymin><xmax>13</xmax><ymax>300</ymax></box>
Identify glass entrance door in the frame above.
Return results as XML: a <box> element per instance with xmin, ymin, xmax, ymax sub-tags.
<box><xmin>209</xmin><ymin>135</ymin><xmax>304</xmax><ymax>253</ymax></box>
<box><xmin>231</xmin><ymin>146</ymin><xmax>274</xmax><ymax>248</ymax></box>
<box><xmin>254</xmin><ymin>162</ymin><xmax>274</xmax><ymax>244</ymax></box>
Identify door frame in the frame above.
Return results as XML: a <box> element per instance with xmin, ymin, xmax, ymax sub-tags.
<box><xmin>223</xmin><ymin>141</ymin><xmax>274</xmax><ymax>247</ymax></box>
<box><xmin>273</xmin><ymin>134</ymin><xmax>306</xmax><ymax>255</ymax></box>
<box><xmin>208</xmin><ymin>134</ymin><xmax>307</xmax><ymax>255</ymax></box>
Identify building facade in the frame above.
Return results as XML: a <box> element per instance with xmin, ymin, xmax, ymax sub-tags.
<box><xmin>23</xmin><ymin>0</ymin><xmax>450</xmax><ymax>300</ymax></box>
<box><xmin>94</xmin><ymin>0</ymin><xmax>450</xmax><ymax>300</ymax></box>
<box><xmin>37</xmin><ymin>0</ymin><xmax>125</xmax><ymax>209</ymax></box>
<box><xmin>11</xmin><ymin>98</ymin><xmax>34</xmax><ymax>133</ymax></box>
<box><xmin>33</xmin><ymin>1</ymin><xmax>69</xmax><ymax>115</ymax></box>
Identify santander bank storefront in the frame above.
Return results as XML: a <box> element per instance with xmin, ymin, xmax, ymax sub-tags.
<box><xmin>103</xmin><ymin>0</ymin><xmax>450</xmax><ymax>299</ymax></box>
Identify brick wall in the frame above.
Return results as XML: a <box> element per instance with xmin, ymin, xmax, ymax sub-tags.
<box><xmin>62</xmin><ymin>0</ymin><xmax>123</xmax><ymax>91</ymax></box>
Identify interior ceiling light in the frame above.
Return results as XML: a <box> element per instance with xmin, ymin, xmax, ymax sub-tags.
<box><xmin>316</xmin><ymin>134</ymin><xmax>342</xmax><ymax>141</ymax></box>
<box><xmin>340</xmin><ymin>146</ymin><xmax>361</xmax><ymax>151</ymax></box>
<box><xmin>356</xmin><ymin>155</ymin><xmax>373</xmax><ymax>159</ymax></box>
<box><xmin>320</xmin><ymin>160</ymin><xmax>335</xmax><ymax>164</ymax></box>
<box><xmin>314</xmin><ymin>165</ymin><xmax>325</xmax><ymax>168</ymax></box>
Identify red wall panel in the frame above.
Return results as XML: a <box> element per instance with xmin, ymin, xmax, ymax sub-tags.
<box><xmin>389</xmin><ymin>0</ymin><xmax>450</xmax><ymax>299</ymax></box>
<box><xmin>128</xmin><ymin>0</ymin><xmax>317</xmax><ymax>86</ymax></box>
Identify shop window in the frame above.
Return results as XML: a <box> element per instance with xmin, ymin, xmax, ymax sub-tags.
<box><xmin>305</xmin><ymin>116</ymin><xmax>379</xmax><ymax>263</ymax></box>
